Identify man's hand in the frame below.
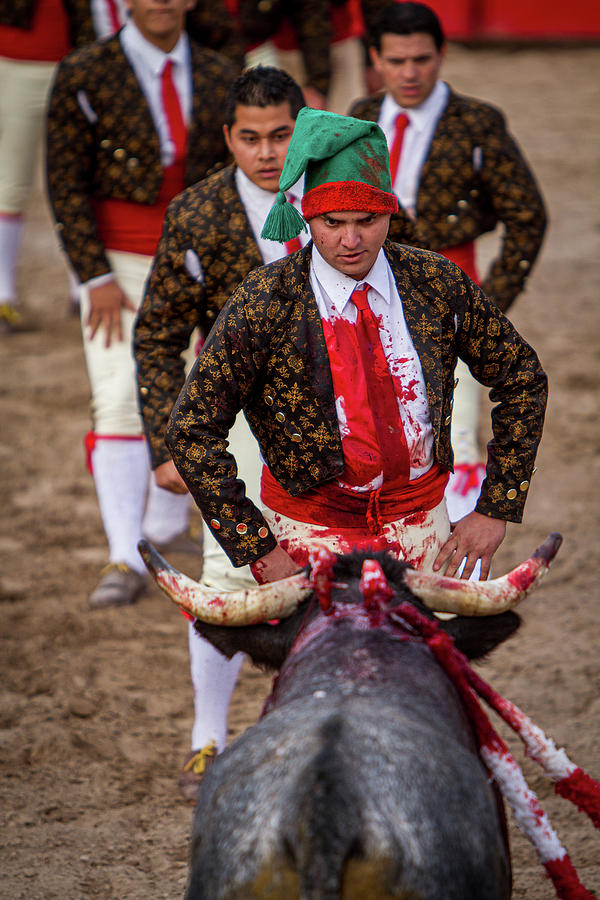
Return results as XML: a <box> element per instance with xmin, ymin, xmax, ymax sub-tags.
<box><xmin>250</xmin><ymin>543</ymin><xmax>302</xmax><ymax>584</ymax></box>
<box><xmin>433</xmin><ymin>511</ymin><xmax>507</xmax><ymax>581</ymax></box>
<box><xmin>87</xmin><ymin>280</ymin><xmax>136</xmax><ymax>347</ymax></box>
<box><xmin>154</xmin><ymin>460</ymin><xmax>189</xmax><ymax>495</ymax></box>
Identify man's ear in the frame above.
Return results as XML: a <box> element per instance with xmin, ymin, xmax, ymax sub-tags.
<box><xmin>369</xmin><ymin>46</ymin><xmax>382</xmax><ymax>72</ymax></box>
<box><xmin>223</xmin><ymin>124</ymin><xmax>232</xmax><ymax>155</ymax></box>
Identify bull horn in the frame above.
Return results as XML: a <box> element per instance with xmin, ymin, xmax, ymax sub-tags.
<box><xmin>402</xmin><ymin>532</ymin><xmax>562</xmax><ymax>616</ymax></box>
<box><xmin>137</xmin><ymin>539</ymin><xmax>312</xmax><ymax>625</ymax></box>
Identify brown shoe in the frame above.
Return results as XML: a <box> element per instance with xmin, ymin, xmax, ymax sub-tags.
<box><xmin>89</xmin><ymin>563</ymin><xmax>146</xmax><ymax>609</ymax></box>
<box><xmin>178</xmin><ymin>741</ymin><xmax>218</xmax><ymax>802</ymax></box>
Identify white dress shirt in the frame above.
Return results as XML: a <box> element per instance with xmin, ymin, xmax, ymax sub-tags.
<box><xmin>120</xmin><ymin>18</ymin><xmax>192</xmax><ymax>168</ymax></box>
<box><xmin>309</xmin><ymin>246</ymin><xmax>434</xmax><ymax>487</ymax></box>
<box><xmin>90</xmin><ymin>0</ymin><xmax>128</xmax><ymax>38</ymax></box>
<box><xmin>235</xmin><ymin>168</ymin><xmax>308</xmax><ymax>264</ymax></box>
<box><xmin>378</xmin><ymin>79</ymin><xmax>449</xmax><ymax>216</ymax></box>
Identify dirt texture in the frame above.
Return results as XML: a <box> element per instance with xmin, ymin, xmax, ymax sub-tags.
<box><xmin>1</xmin><ymin>45</ymin><xmax>599</xmax><ymax>900</ymax></box>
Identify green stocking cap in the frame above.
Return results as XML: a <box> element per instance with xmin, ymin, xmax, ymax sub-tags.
<box><xmin>261</xmin><ymin>107</ymin><xmax>398</xmax><ymax>243</ymax></box>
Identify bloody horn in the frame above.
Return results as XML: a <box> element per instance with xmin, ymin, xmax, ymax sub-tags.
<box><xmin>137</xmin><ymin>539</ymin><xmax>312</xmax><ymax>625</ymax></box>
<box><xmin>403</xmin><ymin>533</ymin><xmax>563</xmax><ymax>616</ymax></box>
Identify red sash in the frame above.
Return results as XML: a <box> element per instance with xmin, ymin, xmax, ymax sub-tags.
<box><xmin>0</xmin><ymin>0</ymin><xmax>70</xmax><ymax>61</ymax></box>
<box><xmin>330</xmin><ymin>0</ymin><xmax>364</xmax><ymax>41</ymax></box>
<box><xmin>93</xmin><ymin>160</ymin><xmax>186</xmax><ymax>257</ymax></box>
<box><xmin>261</xmin><ymin>462</ymin><xmax>449</xmax><ymax>534</ymax></box>
<box><xmin>275</xmin><ymin>0</ymin><xmax>364</xmax><ymax>50</ymax></box>
<box><xmin>439</xmin><ymin>242</ymin><xmax>479</xmax><ymax>283</ymax></box>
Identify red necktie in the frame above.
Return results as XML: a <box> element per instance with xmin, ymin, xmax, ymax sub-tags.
<box><xmin>106</xmin><ymin>0</ymin><xmax>122</xmax><ymax>33</ymax></box>
<box><xmin>161</xmin><ymin>59</ymin><xmax>187</xmax><ymax>161</ymax></box>
<box><xmin>350</xmin><ymin>284</ymin><xmax>410</xmax><ymax>483</ymax></box>
<box><xmin>388</xmin><ymin>112</ymin><xmax>409</xmax><ymax>185</ymax></box>
<box><xmin>285</xmin><ymin>237</ymin><xmax>302</xmax><ymax>254</ymax></box>
<box><xmin>285</xmin><ymin>195</ymin><xmax>302</xmax><ymax>254</ymax></box>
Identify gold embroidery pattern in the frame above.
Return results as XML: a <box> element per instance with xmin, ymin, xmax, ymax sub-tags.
<box><xmin>46</xmin><ymin>36</ymin><xmax>237</xmax><ymax>284</ymax></box>
<box><xmin>167</xmin><ymin>243</ymin><xmax>547</xmax><ymax>567</ymax></box>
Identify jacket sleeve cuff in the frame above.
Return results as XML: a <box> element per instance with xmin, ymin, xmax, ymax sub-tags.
<box><xmin>475</xmin><ymin>476</ymin><xmax>532</xmax><ymax>524</ymax></box>
<box><xmin>202</xmin><ymin>510</ymin><xmax>278</xmax><ymax>569</ymax></box>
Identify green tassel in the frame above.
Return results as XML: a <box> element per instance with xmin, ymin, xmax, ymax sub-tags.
<box><xmin>261</xmin><ymin>191</ymin><xmax>307</xmax><ymax>243</ymax></box>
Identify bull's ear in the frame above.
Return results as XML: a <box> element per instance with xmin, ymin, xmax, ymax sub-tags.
<box><xmin>193</xmin><ymin>612</ymin><xmax>306</xmax><ymax>671</ymax></box>
<box><xmin>440</xmin><ymin>611</ymin><xmax>521</xmax><ymax>660</ymax></box>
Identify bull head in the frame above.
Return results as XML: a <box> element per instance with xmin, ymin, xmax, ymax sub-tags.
<box><xmin>138</xmin><ymin>533</ymin><xmax>562</xmax><ymax>625</ymax></box>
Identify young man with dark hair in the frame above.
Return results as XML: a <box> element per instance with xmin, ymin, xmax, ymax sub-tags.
<box><xmin>134</xmin><ymin>65</ymin><xmax>307</xmax><ymax>800</ymax></box>
<box><xmin>46</xmin><ymin>0</ymin><xmax>238</xmax><ymax>609</ymax></box>
<box><xmin>350</xmin><ymin>2</ymin><xmax>547</xmax><ymax>540</ymax></box>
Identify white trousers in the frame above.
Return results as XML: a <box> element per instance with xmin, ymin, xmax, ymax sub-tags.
<box><xmin>263</xmin><ymin>497</ymin><xmax>452</xmax><ymax>575</ymax></box>
<box><xmin>79</xmin><ymin>249</ymin><xmax>152</xmax><ymax>435</ymax></box>
<box><xmin>0</xmin><ymin>56</ymin><xmax>56</xmax><ymax>214</ymax></box>
<box><xmin>0</xmin><ymin>56</ymin><xmax>57</xmax><ymax>302</ymax></box>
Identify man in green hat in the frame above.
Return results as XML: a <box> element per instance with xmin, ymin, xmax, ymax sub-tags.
<box><xmin>165</xmin><ymin>107</ymin><xmax>547</xmax><ymax>585</ymax></box>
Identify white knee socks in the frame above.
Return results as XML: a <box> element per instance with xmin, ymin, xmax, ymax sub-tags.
<box><xmin>0</xmin><ymin>214</ymin><xmax>23</xmax><ymax>302</ymax></box>
<box><xmin>91</xmin><ymin>437</ymin><xmax>194</xmax><ymax>569</ymax></box>
<box><xmin>91</xmin><ymin>437</ymin><xmax>149</xmax><ymax>574</ymax></box>
<box><xmin>450</xmin><ymin>359</ymin><xmax>483</xmax><ymax>467</ymax></box>
<box><xmin>142</xmin><ymin>478</ymin><xmax>190</xmax><ymax>545</ymax></box>
<box><xmin>188</xmin><ymin>623</ymin><xmax>244</xmax><ymax>752</ymax></box>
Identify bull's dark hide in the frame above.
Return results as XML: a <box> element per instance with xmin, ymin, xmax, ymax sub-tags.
<box><xmin>186</xmin><ymin>552</ymin><xmax>515</xmax><ymax>900</ymax></box>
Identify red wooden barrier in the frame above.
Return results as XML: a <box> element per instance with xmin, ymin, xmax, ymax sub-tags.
<box><xmin>418</xmin><ymin>0</ymin><xmax>600</xmax><ymax>40</ymax></box>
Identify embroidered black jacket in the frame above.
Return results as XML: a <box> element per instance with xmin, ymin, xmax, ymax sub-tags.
<box><xmin>166</xmin><ymin>242</ymin><xmax>547</xmax><ymax>567</ymax></box>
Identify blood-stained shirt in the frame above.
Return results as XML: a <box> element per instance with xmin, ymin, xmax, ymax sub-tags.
<box><xmin>309</xmin><ymin>246</ymin><xmax>434</xmax><ymax>491</ymax></box>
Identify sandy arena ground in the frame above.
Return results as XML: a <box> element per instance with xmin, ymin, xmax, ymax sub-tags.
<box><xmin>1</xmin><ymin>44</ymin><xmax>599</xmax><ymax>899</ymax></box>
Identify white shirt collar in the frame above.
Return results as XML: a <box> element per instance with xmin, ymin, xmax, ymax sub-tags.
<box><xmin>310</xmin><ymin>245</ymin><xmax>394</xmax><ymax>316</ymax></box>
<box><xmin>235</xmin><ymin>166</ymin><xmax>279</xmax><ymax>212</ymax></box>
<box><xmin>380</xmin><ymin>79</ymin><xmax>449</xmax><ymax>134</ymax></box>
<box><xmin>120</xmin><ymin>18</ymin><xmax>189</xmax><ymax>77</ymax></box>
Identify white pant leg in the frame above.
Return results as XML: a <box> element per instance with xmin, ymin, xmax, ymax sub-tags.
<box><xmin>274</xmin><ymin>48</ymin><xmax>307</xmax><ymax>90</ymax></box>
<box><xmin>188</xmin><ymin>413</ymin><xmax>263</xmax><ymax>750</ymax></box>
<box><xmin>244</xmin><ymin>41</ymin><xmax>280</xmax><ymax>68</ymax></box>
<box><xmin>0</xmin><ymin>57</ymin><xmax>55</xmax><ymax>215</ymax></box>
<box><xmin>0</xmin><ymin>57</ymin><xmax>56</xmax><ymax>301</ymax></box>
<box><xmin>327</xmin><ymin>37</ymin><xmax>366</xmax><ymax>114</ymax></box>
<box><xmin>79</xmin><ymin>249</ymin><xmax>152</xmax><ymax>435</ymax></box>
